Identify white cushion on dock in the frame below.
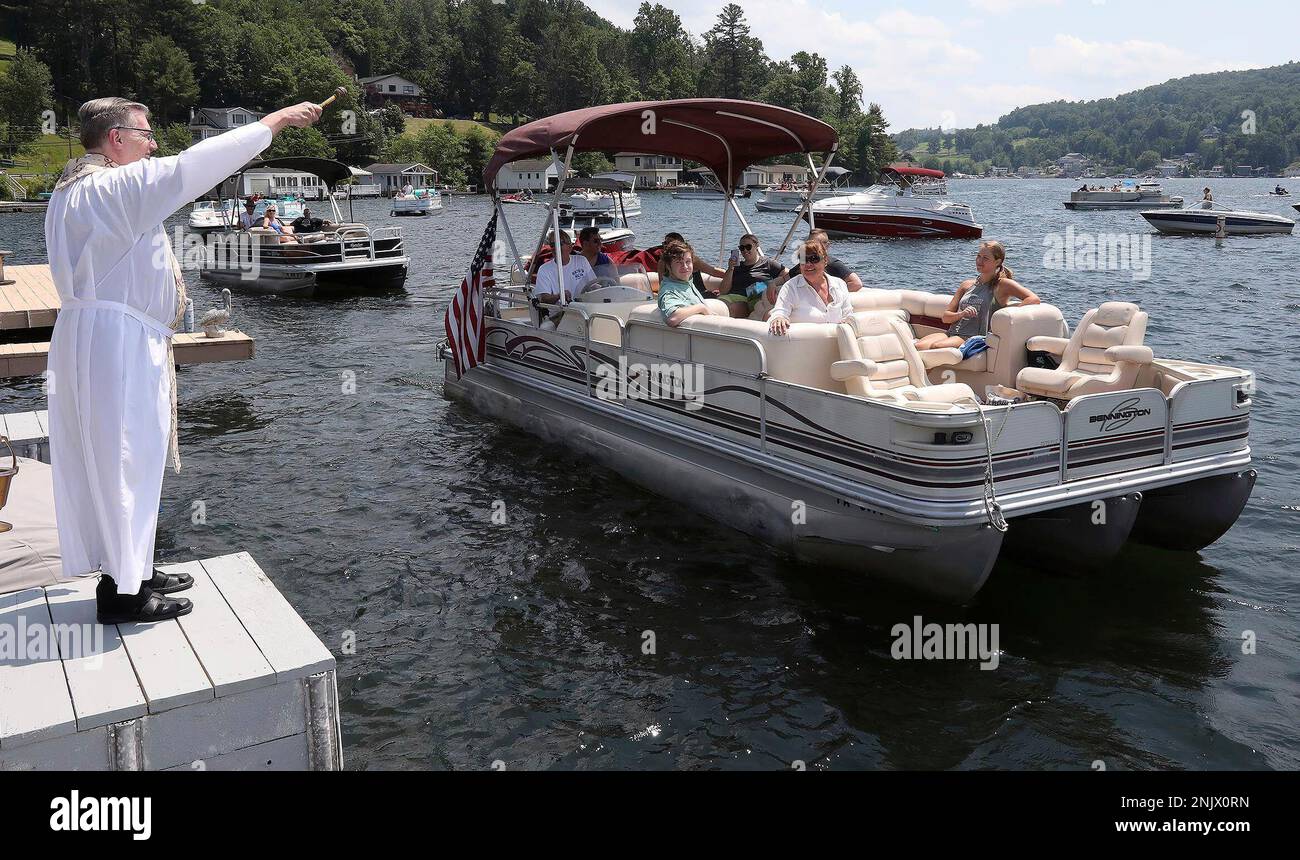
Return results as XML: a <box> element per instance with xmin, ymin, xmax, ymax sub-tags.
<box><xmin>0</xmin><ymin>457</ymin><xmax>62</xmax><ymax>597</ymax></box>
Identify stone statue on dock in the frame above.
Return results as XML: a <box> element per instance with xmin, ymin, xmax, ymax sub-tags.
<box><xmin>44</xmin><ymin>96</ymin><xmax>322</xmax><ymax>624</ymax></box>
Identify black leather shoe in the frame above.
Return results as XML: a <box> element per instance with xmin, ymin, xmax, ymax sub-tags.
<box><xmin>96</xmin><ymin>577</ymin><xmax>193</xmax><ymax>624</ymax></box>
<box><xmin>149</xmin><ymin>567</ymin><xmax>194</xmax><ymax>594</ymax></box>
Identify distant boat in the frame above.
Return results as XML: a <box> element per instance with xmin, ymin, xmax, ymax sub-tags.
<box><xmin>809</xmin><ymin>165</ymin><xmax>982</xmax><ymax>239</ymax></box>
<box><xmin>1065</xmin><ymin>180</ymin><xmax>1183</xmax><ymax>211</ymax></box>
<box><xmin>390</xmin><ymin>188</ymin><xmax>443</xmax><ymax>216</ymax></box>
<box><xmin>754</xmin><ymin>167</ymin><xmax>852</xmax><ymax>212</ymax></box>
<box><xmin>1141</xmin><ymin>202</ymin><xmax>1295</xmax><ymax>235</ymax></box>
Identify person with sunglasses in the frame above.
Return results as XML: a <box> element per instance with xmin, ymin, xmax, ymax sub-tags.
<box><xmin>718</xmin><ymin>233</ymin><xmax>783</xmax><ymax>319</ymax></box>
<box><xmin>44</xmin><ymin>95</ymin><xmax>321</xmax><ymax>624</ymax></box>
<box><xmin>767</xmin><ymin>238</ymin><xmax>854</xmax><ymax>336</ymax></box>
<box><xmin>766</xmin><ymin>228</ymin><xmax>863</xmax><ymax>301</ymax></box>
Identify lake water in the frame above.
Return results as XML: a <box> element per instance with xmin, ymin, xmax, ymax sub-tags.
<box><xmin>2</xmin><ymin>177</ymin><xmax>1296</xmax><ymax>770</ymax></box>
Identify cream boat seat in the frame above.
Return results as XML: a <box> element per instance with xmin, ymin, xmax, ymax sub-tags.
<box><xmin>1016</xmin><ymin>302</ymin><xmax>1153</xmax><ymax>400</ymax></box>
<box><xmin>833</xmin><ymin>313</ymin><xmax>976</xmax><ymax>412</ymax></box>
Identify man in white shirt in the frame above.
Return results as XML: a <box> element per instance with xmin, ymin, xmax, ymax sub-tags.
<box><xmin>534</xmin><ymin>230</ymin><xmax>598</xmax><ymax>304</ymax></box>
<box><xmin>238</xmin><ymin>198</ymin><xmax>258</xmax><ymax>229</ymax></box>
<box><xmin>45</xmin><ymin>95</ymin><xmax>321</xmax><ymax>624</ymax></box>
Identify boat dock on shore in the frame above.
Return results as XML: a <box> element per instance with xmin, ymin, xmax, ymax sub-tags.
<box><xmin>0</xmin><ymin>264</ymin><xmax>255</xmax><ymax>375</ymax></box>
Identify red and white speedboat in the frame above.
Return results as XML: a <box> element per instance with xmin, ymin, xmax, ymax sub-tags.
<box><xmin>809</xmin><ymin>165</ymin><xmax>982</xmax><ymax>239</ymax></box>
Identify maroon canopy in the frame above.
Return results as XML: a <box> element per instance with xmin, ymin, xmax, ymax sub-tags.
<box><xmin>886</xmin><ymin>164</ymin><xmax>946</xmax><ymax>179</ymax></box>
<box><xmin>485</xmin><ymin>99</ymin><xmax>838</xmax><ymax>192</ymax></box>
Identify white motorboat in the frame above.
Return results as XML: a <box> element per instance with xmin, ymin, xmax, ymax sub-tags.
<box><xmin>201</xmin><ymin>157</ymin><xmax>409</xmax><ymax>296</ymax></box>
<box><xmin>1065</xmin><ymin>180</ymin><xmax>1183</xmax><ymax>211</ymax></box>
<box><xmin>811</xmin><ymin>165</ymin><xmax>982</xmax><ymax>239</ymax></box>
<box><xmin>439</xmin><ymin>99</ymin><xmax>1256</xmax><ymax>603</ymax></box>
<box><xmin>1140</xmin><ymin>202</ymin><xmax>1295</xmax><ymax>235</ymax></box>
<box><xmin>188</xmin><ymin>200</ymin><xmax>236</xmax><ymax>233</ymax></box>
<box><xmin>673</xmin><ymin>168</ymin><xmax>750</xmax><ymax>200</ymax></box>
<box><xmin>754</xmin><ymin>166</ymin><xmax>852</xmax><ymax>212</ymax></box>
<box><xmin>390</xmin><ymin>189</ymin><xmax>443</xmax><ymax>216</ymax></box>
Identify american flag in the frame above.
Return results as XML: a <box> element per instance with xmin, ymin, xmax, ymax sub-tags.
<box><xmin>445</xmin><ymin>212</ymin><xmax>497</xmax><ymax>378</ymax></box>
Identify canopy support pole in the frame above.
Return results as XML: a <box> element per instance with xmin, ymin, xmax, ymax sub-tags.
<box><xmin>777</xmin><ymin>145</ymin><xmax>838</xmax><ymax>258</ymax></box>
<box><xmin>719</xmin><ymin>194</ymin><xmax>731</xmax><ymax>269</ymax></box>
<box><xmin>727</xmin><ymin>196</ymin><xmax>755</xmax><ymax>246</ymax></box>
<box><xmin>493</xmin><ymin>191</ymin><xmax>525</xmax><ymax>278</ymax></box>
<box><xmin>530</xmin><ymin>144</ymin><xmax>576</xmax><ymax>306</ymax></box>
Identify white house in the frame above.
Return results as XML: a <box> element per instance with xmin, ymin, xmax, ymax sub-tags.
<box><xmin>240</xmin><ymin>168</ymin><xmax>331</xmax><ymax>200</ymax></box>
<box><xmin>189</xmin><ymin>107</ymin><xmax>266</xmax><ymax>143</ymax></box>
<box><xmin>363</xmin><ymin>163</ymin><xmax>439</xmax><ymax>195</ymax></box>
<box><xmin>1056</xmin><ymin>152</ymin><xmax>1089</xmax><ymax>178</ymax></box>
<box><xmin>496</xmin><ymin>158</ymin><xmax>560</xmax><ymax>191</ymax></box>
<box><xmin>745</xmin><ymin>163</ymin><xmax>810</xmax><ymax>186</ymax></box>
<box><xmin>612</xmin><ymin>153</ymin><xmax>682</xmax><ymax>188</ymax></box>
<box><xmin>359</xmin><ymin>74</ymin><xmax>430</xmax><ymax>116</ymax></box>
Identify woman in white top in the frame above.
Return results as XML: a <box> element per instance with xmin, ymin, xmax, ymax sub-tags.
<box><xmin>768</xmin><ymin>239</ymin><xmax>854</xmax><ymax>336</ymax></box>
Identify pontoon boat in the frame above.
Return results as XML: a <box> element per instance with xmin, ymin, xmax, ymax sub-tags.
<box><xmin>1065</xmin><ymin>180</ymin><xmax>1183</xmax><ymax>210</ymax></box>
<box><xmin>201</xmin><ymin>157</ymin><xmax>410</xmax><ymax>296</ymax></box>
<box><xmin>439</xmin><ymin>99</ymin><xmax>1254</xmax><ymax>603</ymax></box>
<box><xmin>755</xmin><ymin>166</ymin><xmax>852</xmax><ymax>212</ymax></box>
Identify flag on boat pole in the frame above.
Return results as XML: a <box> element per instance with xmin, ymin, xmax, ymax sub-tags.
<box><xmin>445</xmin><ymin>211</ymin><xmax>497</xmax><ymax>378</ymax></box>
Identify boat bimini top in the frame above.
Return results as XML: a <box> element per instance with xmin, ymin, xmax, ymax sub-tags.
<box><xmin>484</xmin><ymin>99</ymin><xmax>841</xmax><ymax>285</ymax></box>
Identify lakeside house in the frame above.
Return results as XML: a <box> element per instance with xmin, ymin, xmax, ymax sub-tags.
<box><xmin>362</xmin><ymin>163</ymin><xmax>438</xmax><ymax>195</ymax></box>
<box><xmin>745</xmin><ymin>163</ymin><xmax>811</xmax><ymax>186</ymax></box>
<box><xmin>1056</xmin><ymin>152</ymin><xmax>1089</xmax><ymax>178</ymax></box>
<box><xmin>496</xmin><ymin>158</ymin><xmax>559</xmax><ymax>191</ymax></box>
<box><xmin>359</xmin><ymin>74</ymin><xmax>433</xmax><ymax>117</ymax></box>
<box><xmin>612</xmin><ymin>153</ymin><xmax>683</xmax><ymax>188</ymax></box>
<box><xmin>189</xmin><ymin>106</ymin><xmax>266</xmax><ymax>143</ymax></box>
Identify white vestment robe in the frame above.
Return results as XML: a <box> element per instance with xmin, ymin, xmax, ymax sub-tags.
<box><xmin>44</xmin><ymin>121</ymin><xmax>272</xmax><ymax>594</ymax></box>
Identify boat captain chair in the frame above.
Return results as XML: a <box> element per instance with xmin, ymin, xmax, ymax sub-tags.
<box><xmin>1015</xmin><ymin>301</ymin><xmax>1153</xmax><ymax>401</ymax></box>
<box><xmin>833</xmin><ymin>313</ymin><xmax>977</xmax><ymax>411</ymax></box>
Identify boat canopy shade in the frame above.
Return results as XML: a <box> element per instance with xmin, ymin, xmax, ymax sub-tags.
<box><xmin>236</xmin><ymin>156</ymin><xmax>355</xmax><ymax>188</ymax></box>
<box><xmin>563</xmin><ymin>176</ymin><xmax>634</xmax><ymax>192</ymax></box>
<box><xmin>823</xmin><ymin>166</ymin><xmax>851</xmax><ymax>177</ymax></box>
<box><xmin>485</xmin><ymin>99</ymin><xmax>837</xmax><ymax>192</ymax></box>
<box><xmin>885</xmin><ymin>164</ymin><xmax>945</xmax><ymax>179</ymax></box>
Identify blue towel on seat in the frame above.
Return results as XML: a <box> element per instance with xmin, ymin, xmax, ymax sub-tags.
<box><xmin>960</xmin><ymin>336</ymin><xmax>988</xmax><ymax>360</ymax></box>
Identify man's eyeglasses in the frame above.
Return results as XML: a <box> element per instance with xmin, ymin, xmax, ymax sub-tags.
<box><xmin>739</xmin><ymin>243</ymin><xmax>754</xmax><ymax>251</ymax></box>
<box><xmin>802</xmin><ymin>254</ymin><xmax>824</xmax><ymax>264</ymax></box>
<box><xmin>112</xmin><ymin>126</ymin><xmax>156</xmax><ymax>143</ymax></box>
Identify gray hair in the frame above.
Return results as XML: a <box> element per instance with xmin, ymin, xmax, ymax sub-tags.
<box><xmin>78</xmin><ymin>97</ymin><xmax>150</xmax><ymax>149</ymax></box>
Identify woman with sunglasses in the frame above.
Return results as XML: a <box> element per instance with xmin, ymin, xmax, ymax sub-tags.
<box><xmin>719</xmin><ymin>233</ymin><xmax>783</xmax><ymax>319</ymax></box>
<box><xmin>913</xmin><ymin>240</ymin><xmax>1039</xmax><ymax>351</ymax></box>
<box><xmin>767</xmin><ymin>239</ymin><xmax>854</xmax><ymax>336</ymax></box>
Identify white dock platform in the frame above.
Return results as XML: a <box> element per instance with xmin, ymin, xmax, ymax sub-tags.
<box><xmin>0</xmin><ymin>409</ymin><xmax>342</xmax><ymax>771</ymax></box>
<box><xmin>0</xmin><ymin>552</ymin><xmax>342</xmax><ymax>771</ymax></box>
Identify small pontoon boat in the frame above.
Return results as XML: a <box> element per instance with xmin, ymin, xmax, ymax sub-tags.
<box><xmin>1065</xmin><ymin>180</ymin><xmax>1183</xmax><ymax>211</ymax></box>
<box><xmin>201</xmin><ymin>157</ymin><xmax>409</xmax><ymax>296</ymax></box>
<box><xmin>439</xmin><ymin>99</ymin><xmax>1255</xmax><ymax>603</ymax></box>
<box><xmin>390</xmin><ymin>188</ymin><xmax>443</xmax><ymax>216</ymax></box>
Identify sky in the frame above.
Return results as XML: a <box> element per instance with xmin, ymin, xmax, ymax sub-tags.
<box><xmin>583</xmin><ymin>0</ymin><xmax>1300</xmax><ymax>130</ymax></box>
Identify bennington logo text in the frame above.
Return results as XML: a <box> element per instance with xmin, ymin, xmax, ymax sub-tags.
<box><xmin>1089</xmin><ymin>397</ymin><xmax>1151</xmax><ymax>432</ymax></box>
<box><xmin>50</xmin><ymin>791</ymin><xmax>151</xmax><ymax>841</ymax></box>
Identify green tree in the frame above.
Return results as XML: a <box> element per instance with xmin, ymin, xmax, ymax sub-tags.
<box><xmin>1135</xmin><ymin>149</ymin><xmax>1161</xmax><ymax>171</ymax></box>
<box><xmin>134</xmin><ymin>35</ymin><xmax>199</xmax><ymax>124</ymax></box>
<box><xmin>0</xmin><ymin>48</ymin><xmax>54</xmax><ymax>149</ymax></box>
<box><xmin>154</xmin><ymin>123</ymin><xmax>194</xmax><ymax>157</ymax></box>
<box><xmin>831</xmin><ymin>65</ymin><xmax>863</xmax><ymax>121</ymax></box>
<box><xmin>630</xmin><ymin>3</ymin><xmax>697</xmax><ymax>100</ymax></box>
<box><xmin>700</xmin><ymin>4</ymin><xmax>769</xmax><ymax>100</ymax></box>
<box><xmin>265</xmin><ymin>126</ymin><xmax>336</xmax><ymax>160</ymax></box>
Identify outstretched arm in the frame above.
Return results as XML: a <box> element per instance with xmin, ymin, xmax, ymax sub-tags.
<box><xmin>97</xmin><ymin>102</ymin><xmax>322</xmax><ymax>236</ymax></box>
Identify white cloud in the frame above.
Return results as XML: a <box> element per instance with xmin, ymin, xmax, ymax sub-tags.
<box><xmin>1028</xmin><ymin>34</ymin><xmax>1246</xmax><ymax>82</ymax></box>
<box><xmin>967</xmin><ymin>0</ymin><xmax>1063</xmax><ymax>12</ymax></box>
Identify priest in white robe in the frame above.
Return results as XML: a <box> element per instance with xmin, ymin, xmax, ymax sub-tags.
<box><xmin>45</xmin><ymin>96</ymin><xmax>321</xmax><ymax>623</ymax></box>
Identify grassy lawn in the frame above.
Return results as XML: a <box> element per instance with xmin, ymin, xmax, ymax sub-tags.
<box><xmin>4</xmin><ymin>134</ymin><xmax>83</xmax><ymax>187</ymax></box>
<box><xmin>404</xmin><ymin>116</ymin><xmax>509</xmax><ymax>137</ymax></box>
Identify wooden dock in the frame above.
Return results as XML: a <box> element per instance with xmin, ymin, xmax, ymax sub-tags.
<box><xmin>0</xmin><ymin>413</ymin><xmax>342</xmax><ymax>771</ymax></box>
<box><xmin>0</xmin><ymin>552</ymin><xmax>341</xmax><ymax>771</ymax></box>
<box><xmin>0</xmin><ymin>202</ymin><xmax>48</xmax><ymax>214</ymax></box>
<box><xmin>0</xmin><ymin>264</ymin><xmax>254</xmax><ymax>377</ymax></box>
